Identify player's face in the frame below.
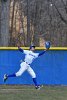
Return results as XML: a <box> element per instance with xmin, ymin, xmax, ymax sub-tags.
<box><xmin>31</xmin><ymin>47</ymin><xmax>35</xmax><ymax>51</ymax></box>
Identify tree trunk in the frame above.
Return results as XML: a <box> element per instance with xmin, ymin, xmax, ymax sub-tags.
<box><xmin>10</xmin><ymin>0</ymin><xmax>16</xmax><ymax>37</ymax></box>
<box><xmin>0</xmin><ymin>1</ymin><xmax>1</xmax><ymax>36</ymax></box>
<box><xmin>0</xmin><ymin>0</ymin><xmax>10</xmax><ymax>46</ymax></box>
<box><xmin>27</xmin><ymin>0</ymin><xmax>31</xmax><ymax>46</ymax></box>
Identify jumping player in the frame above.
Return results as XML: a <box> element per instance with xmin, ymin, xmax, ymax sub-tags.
<box><xmin>3</xmin><ymin>42</ymin><xmax>50</xmax><ymax>90</ymax></box>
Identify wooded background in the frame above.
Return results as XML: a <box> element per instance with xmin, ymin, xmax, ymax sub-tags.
<box><xmin>0</xmin><ymin>0</ymin><xmax>67</xmax><ymax>47</ymax></box>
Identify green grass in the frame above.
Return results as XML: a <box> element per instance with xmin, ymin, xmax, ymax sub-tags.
<box><xmin>0</xmin><ymin>85</ymin><xmax>67</xmax><ymax>100</ymax></box>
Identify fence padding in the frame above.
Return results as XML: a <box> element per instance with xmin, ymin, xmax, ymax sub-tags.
<box><xmin>0</xmin><ymin>49</ymin><xmax>67</xmax><ymax>85</ymax></box>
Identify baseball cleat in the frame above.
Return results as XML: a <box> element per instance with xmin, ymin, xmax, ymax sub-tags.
<box><xmin>35</xmin><ymin>85</ymin><xmax>43</xmax><ymax>90</ymax></box>
<box><xmin>3</xmin><ymin>74</ymin><xmax>8</xmax><ymax>82</ymax></box>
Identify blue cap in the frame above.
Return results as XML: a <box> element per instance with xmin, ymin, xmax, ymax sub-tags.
<box><xmin>29</xmin><ymin>45</ymin><xmax>35</xmax><ymax>50</ymax></box>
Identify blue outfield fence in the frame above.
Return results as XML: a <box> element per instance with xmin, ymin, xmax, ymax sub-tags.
<box><xmin>0</xmin><ymin>48</ymin><xmax>67</xmax><ymax>85</ymax></box>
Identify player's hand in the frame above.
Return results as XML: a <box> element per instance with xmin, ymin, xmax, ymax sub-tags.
<box><xmin>17</xmin><ymin>44</ymin><xmax>21</xmax><ymax>49</ymax></box>
<box><xmin>18</xmin><ymin>46</ymin><xmax>20</xmax><ymax>49</ymax></box>
<box><xmin>46</xmin><ymin>48</ymin><xmax>49</xmax><ymax>51</ymax></box>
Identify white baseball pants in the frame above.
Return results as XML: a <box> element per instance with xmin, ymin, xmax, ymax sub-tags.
<box><xmin>16</xmin><ymin>62</ymin><xmax>36</xmax><ymax>78</ymax></box>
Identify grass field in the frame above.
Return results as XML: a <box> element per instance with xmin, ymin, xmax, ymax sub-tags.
<box><xmin>0</xmin><ymin>85</ymin><xmax>67</xmax><ymax>100</ymax></box>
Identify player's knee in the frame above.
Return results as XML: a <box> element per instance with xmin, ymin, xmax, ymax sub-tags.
<box><xmin>16</xmin><ymin>72</ymin><xmax>22</xmax><ymax>77</ymax></box>
<box><xmin>32</xmin><ymin>73</ymin><xmax>36</xmax><ymax>78</ymax></box>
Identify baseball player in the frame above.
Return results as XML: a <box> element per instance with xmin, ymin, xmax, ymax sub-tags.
<box><xmin>3</xmin><ymin>42</ymin><xmax>50</xmax><ymax>90</ymax></box>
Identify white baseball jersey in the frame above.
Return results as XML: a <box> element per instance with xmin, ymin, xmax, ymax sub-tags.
<box><xmin>16</xmin><ymin>48</ymin><xmax>45</xmax><ymax>78</ymax></box>
<box><xmin>16</xmin><ymin>50</ymin><xmax>39</xmax><ymax>78</ymax></box>
<box><xmin>23</xmin><ymin>50</ymin><xmax>39</xmax><ymax>64</ymax></box>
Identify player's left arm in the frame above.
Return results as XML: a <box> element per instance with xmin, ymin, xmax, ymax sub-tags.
<box><xmin>35</xmin><ymin>48</ymin><xmax>49</xmax><ymax>58</ymax></box>
<box><xmin>38</xmin><ymin>49</ymin><xmax>48</xmax><ymax>57</ymax></box>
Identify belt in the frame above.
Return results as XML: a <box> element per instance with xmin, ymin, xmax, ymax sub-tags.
<box><xmin>24</xmin><ymin>61</ymin><xmax>30</xmax><ymax>65</ymax></box>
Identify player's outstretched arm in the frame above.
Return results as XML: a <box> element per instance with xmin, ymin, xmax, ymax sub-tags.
<box><xmin>18</xmin><ymin>46</ymin><xmax>23</xmax><ymax>53</ymax></box>
<box><xmin>38</xmin><ymin>49</ymin><xmax>47</xmax><ymax>56</ymax></box>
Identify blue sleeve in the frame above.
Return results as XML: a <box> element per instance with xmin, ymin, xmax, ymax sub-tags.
<box><xmin>38</xmin><ymin>50</ymin><xmax>46</xmax><ymax>56</ymax></box>
<box><xmin>18</xmin><ymin>48</ymin><xmax>23</xmax><ymax>53</ymax></box>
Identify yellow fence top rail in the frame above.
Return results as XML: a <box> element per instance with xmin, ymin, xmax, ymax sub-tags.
<box><xmin>0</xmin><ymin>47</ymin><xmax>67</xmax><ymax>50</ymax></box>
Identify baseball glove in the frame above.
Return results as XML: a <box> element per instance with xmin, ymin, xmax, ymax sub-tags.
<box><xmin>45</xmin><ymin>41</ymin><xmax>50</xmax><ymax>49</ymax></box>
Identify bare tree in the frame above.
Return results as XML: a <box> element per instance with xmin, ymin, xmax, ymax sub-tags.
<box><xmin>3</xmin><ymin>0</ymin><xmax>66</xmax><ymax>47</ymax></box>
<box><xmin>0</xmin><ymin>0</ymin><xmax>10</xmax><ymax>46</ymax></box>
<box><xmin>52</xmin><ymin>0</ymin><xmax>67</xmax><ymax>24</ymax></box>
<box><xmin>0</xmin><ymin>1</ymin><xmax>1</xmax><ymax>35</ymax></box>
<box><xmin>10</xmin><ymin>0</ymin><xmax>16</xmax><ymax>37</ymax></box>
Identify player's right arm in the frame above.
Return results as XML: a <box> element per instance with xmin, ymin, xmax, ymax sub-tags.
<box><xmin>18</xmin><ymin>46</ymin><xmax>29</xmax><ymax>54</ymax></box>
<box><xmin>18</xmin><ymin>46</ymin><xmax>23</xmax><ymax>53</ymax></box>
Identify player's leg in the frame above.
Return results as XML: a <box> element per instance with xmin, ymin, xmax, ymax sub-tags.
<box><xmin>3</xmin><ymin>62</ymin><xmax>27</xmax><ymax>82</ymax></box>
<box><xmin>27</xmin><ymin>66</ymin><xmax>41</xmax><ymax>89</ymax></box>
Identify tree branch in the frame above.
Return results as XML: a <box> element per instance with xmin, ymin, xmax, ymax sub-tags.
<box><xmin>53</xmin><ymin>1</ymin><xmax>67</xmax><ymax>24</ymax></box>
